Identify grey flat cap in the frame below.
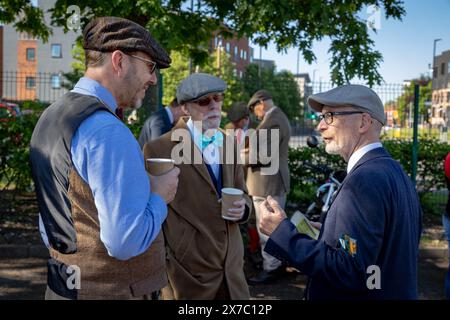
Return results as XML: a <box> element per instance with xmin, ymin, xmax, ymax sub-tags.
<box><xmin>308</xmin><ymin>84</ymin><xmax>386</xmax><ymax>125</ymax></box>
<box><xmin>176</xmin><ymin>73</ymin><xmax>227</xmax><ymax>104</ymax></box>
<box><xmin>83</xmin><ymin>17</ymin><xmax>171</xmax><ymax>69</ymax></box>
<box><xmin>247</xmin><ymin>90</ymin><xmax>272</xmax><ymax>108</ymax></box>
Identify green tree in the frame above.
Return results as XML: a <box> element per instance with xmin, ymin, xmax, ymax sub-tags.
<box><xmin>242</xmin><ymin>64</ymin><xmax>301</xmax><ymax>119</ymax></box>
<box><xmin>161</xmin><ymin>51</ymin><xmax>190</xmax><ymax>106</ymax></box>
<box><xmin>395</xmin><ymin>76</ymin><xmax>432</xmax><ymax>126</ymax></box>
<box><xmin>199</xmin><ymin>48</ymin><xmax>247</xmax><ymax>112</ymax></box>
<box><xmin>162</xmin><ymin>48</ymin><xmax>247</xmax><ymax>112</ymax></box>
<box><xmin>2</xmin><ymin>0</ymin><xmax>406</xmax><ymax>85</ymax></box>
<box><xmin>62</xmin><ymin>39</ymin><xmax>85</xmax><ymax>90</ymax></box>
<box><xmin>0</xmin><ymin>0</ymin><xmax>51</xmax><ymax>41</ymax></box>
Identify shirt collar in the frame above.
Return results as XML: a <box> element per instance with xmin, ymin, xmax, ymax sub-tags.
<box><xmin>71</xmin><ymin>77</ymin><xmax>118</xmax><ymax>112</ymax></box>
<box><xmin>186</xmin><ymin>118</ymin><xmax>222</xmax><ymax>150</ymax></box>
<box><xmin>347</xmin><ymin>142</ymin><xmax>383</xmax><ymax>173</ymax></box>
<box><xmin>165</xmin><ymin>106</ymin><xmax>174</xmax><ymax>124</ymax></box>
<box><xmin>263</xmin><ymin>106</ymin><xmax>276</xmax><ymax>119</ymax></box>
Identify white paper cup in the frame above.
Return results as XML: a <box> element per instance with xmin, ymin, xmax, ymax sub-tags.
<box><xmin>146</xmin><ymin>158</ymin><xmax>175</xmax><ymax>176</ymax></box>
<box><xmin>221</xmin><ymin>187</ymin><xmax>244</xmax><ymax>221</ymax></box>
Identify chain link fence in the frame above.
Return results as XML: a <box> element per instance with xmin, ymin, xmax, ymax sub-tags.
<box><xmin>1</xmin><ymin>72</ymin><xmax>448</xmax><ymax>213</ymax></box>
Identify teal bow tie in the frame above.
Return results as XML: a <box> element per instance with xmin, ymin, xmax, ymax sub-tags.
<box><xmin>201</xmin><ymin>132</ymin><xmax>223</xmax><ymax>149</ymax></box>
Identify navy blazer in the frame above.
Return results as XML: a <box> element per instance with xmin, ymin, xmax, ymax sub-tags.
<box><xmin>266</xmin><ymin>147</ymin><xmax>422</xmax><ymax>300</ymax></box>
<box><xmin>138</xmin><ymin>108</ymin><xmax>173</xmax><ymax>148</ymax></box>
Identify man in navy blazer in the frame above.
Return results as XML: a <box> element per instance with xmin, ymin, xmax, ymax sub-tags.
<box><xmin>258</xmin><ymin>84</ymin><xmax>422</xmax><ymax>300</ymax></box>
<box><xmin>138</xmin><ymin>98</ymin><xmax>186</xmax><ymax>147</ymax></box>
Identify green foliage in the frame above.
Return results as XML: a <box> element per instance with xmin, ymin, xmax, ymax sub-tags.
<box><xmin>0</xmin><ymin>101</ymin><xmax>48</xmax><ymax>193</ymax></box>
<box><xmin>161</xmin><ymin>48</ymin><xmax>246</xmax><ymax>112</ymax></box>
<box><xmin>395</xmin><ymin>77</ymin><xmax>432</xmax><ymax>126</ymax></box>
<box><xmin>242</xmin><ymin>64</ymin><xmax>302</xmax><ymax>119</ymax></box>
<box><xmin>161</xmin><ymin>51</ymin><xmax>190</xmax><ymax>106</ymax></box>
<box><xmin>4</xmin><ymin>0</ymin><xmax>406</xmax><ymax>85</ymax></box>
<box><xmin>62</xmin><ymin>39</ymin><xmax>85</xmax><ymax>90</ymax></box>
<box><xmin>288</xmin><ymin>137</ymin><xmax>449</xmax><ymax>215</ymax></box>
<box><xmin>383</xmin><ymin>137</ymin><xmax>449</xmax><ymax>194</ymax></box>
<box><xmin>199</xmin><ymin>49</ymin><xmax>248</xmax><ymax>112</ymax></box>
<box><xmin>288</xmin><ymin>145</ymin><xmax>346</xmax><ymax>210</ymax></box>
<box><xmin>0</xmin><ymin>0</ymin><xmax>51</xmax><ymax>41</ymax></box>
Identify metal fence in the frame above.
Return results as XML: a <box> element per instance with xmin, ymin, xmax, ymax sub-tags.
<box><xmin>1</xmin><ymin>71</ymin><xmax>448</xmax><ymax>212</ymax></box>
<box><xmin>1</xmin><ymin>71</ymin><xmax>69</xmax><ymax>104</ymax></box>
<box><xmin>289</xmin><ymin>81</ymin><xmax>450</xmax><ymax>148</ymax></box>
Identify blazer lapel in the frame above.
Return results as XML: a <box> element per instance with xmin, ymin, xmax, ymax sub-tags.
<box><xmin>327</xmin><ymin>147</ymin><xmax>389</xmax><ymax>210</ymax></box>
<box><xmin>220</xmin><ymin>130</ymin><xmax>234</xmax><ymax>189</ymax></box>
<box><xmin>172</xmin><ymin>117</ymin><xmax>218</xmax><ymax>193</ymax></box>
<box><xmin>161</xmin><ymin>108</ymin><xmax>172</xmax><ymax>132</ymax></box>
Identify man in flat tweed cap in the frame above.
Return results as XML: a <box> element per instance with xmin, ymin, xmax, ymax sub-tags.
<box><xmin>143</xmin><ymin>73</ymin><xmax>252</xmax><ymax>299</ymax></box>
<box><xmin>242</xmin><ymin>89</ymin><xmax>291</xmax><ymax>285</ymax></box>
<box><xmin>258</xmin><ymin>84</ymin><xmax>422</xmax><ymax>300</ymax></box>
<box><xmin>30</xmin><ymin>17</ymin><xmax>179</xmax><ymax>299</ymax></box>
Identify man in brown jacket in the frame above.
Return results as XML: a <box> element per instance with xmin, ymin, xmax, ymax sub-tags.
<box><xmin>242</xmin><ymin>90</ymin><xmax>291</xmax><ymax>284</ymax></box>
<box><xmin>143</xmin><ymin>73</ymin><xmax>252</xmax><ymax>299</ymax></box>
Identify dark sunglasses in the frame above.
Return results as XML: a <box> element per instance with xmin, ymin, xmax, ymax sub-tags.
<box><xmin>191</xmin><ymin>93</ymin><xmax>224</xmax><ymax>107</ymax></box>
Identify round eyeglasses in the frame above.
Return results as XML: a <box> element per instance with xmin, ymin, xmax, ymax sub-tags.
<box><xmin>318</xmin><ymin>111</ymin><xmax>364</xmax><ymax>125</ymax></box>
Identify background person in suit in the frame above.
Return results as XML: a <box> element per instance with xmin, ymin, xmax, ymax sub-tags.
<box><xmin>143</xmin><ymin>73</ymin><xmax>252</xmax><ymax>300</ymax></box>
<box><xmin>225</xmin><ymin>101</ymin><xmax>262</xmax><ymax>270</ymax></box>
<box><xmin>138</xmin><ymin>97</ymin><xmax>186</xmax><ymax>147</ymax></box>
<box><xmin>258</xmin><ymin>84</ymin><xmax>422</xmax><ymax>300</ymax></box>
<box><xmin>225</xmin><ymin>101</ymin><xmax>250</xmax><ymax>146</ymax></box>
<box><xmin>241</xmin><ymin>90</ymin><xmax>291</xmax><ymax>284</ymax></box>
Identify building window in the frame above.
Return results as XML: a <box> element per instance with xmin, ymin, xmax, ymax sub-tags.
<box><xmin>234</xmin><ymin>46</ymin><xmax>238</xmax><ymax>60</ymax></box>
<box><xmin>51</xmin><ymin>74</ymin><xmax>61</xmax><ymax>89</ymax></box>
<box><xmin>26</xmin><ymin>77</ymin><xmax>36</xmax><ymax>89</ymax></box>
<box><xmin>244</xmin><ymin>50</ymin><xmax>247</xmax><ymax>60</ymax></box>
<box><xmin>51</xmin><ymin>44</ymin><xmax>62</xmax><ymax>58</ymax></box>
<box><xmin>441</xmin><ymin>63</ymin><xmax>445</xmax><ymax>75</ymax></box>
<box><xmin>226</xmin><ymin>43</ymin><xmax>230</xmax><ymax>53</ymax></box>
<box><xmin>26</xmin><ymin>48</ymin><xmax>35</xmax><ymax>61</ymax></box>
<box><xmin>448</xmin><ymin>62</ymin><xmax>450</xmax><ymax>74</ymax></box>
<box><xmin>433</xmin><ymin>67</ymin><xmax>437</xmax><ymax>78</ymax></box>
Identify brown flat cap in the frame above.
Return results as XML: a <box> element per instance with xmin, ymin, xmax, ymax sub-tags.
<box><xmin>247</xmin><ymin>90</ymin><xmax>272</xmax><ymax>108</ymax></box>
<box><xmin>82</xmin><ymin>16</ymin><xmax>171</xmax><ymax>69</ymax></box>
<box><xmin>227</xmin><ymin>102</ymin><xmax>249</xmax><ymax>122</ymax></box>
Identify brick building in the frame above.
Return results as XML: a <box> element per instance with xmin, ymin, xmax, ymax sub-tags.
<box><xmin>431</xmin><ymin>50</ymin><xmax>450</xmax><ymax>128</ymax></box>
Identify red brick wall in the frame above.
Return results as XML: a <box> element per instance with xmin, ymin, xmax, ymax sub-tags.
<box><xmin>210</xmin><ymin>30</ymin><xmax>251</xmax><ymax>77</ymax></box>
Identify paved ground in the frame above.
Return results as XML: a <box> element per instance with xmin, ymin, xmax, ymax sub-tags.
<box><xmin>0</xmin><ymin>252</ymin><xmax>447</xmax><ymax>300</ymax></box>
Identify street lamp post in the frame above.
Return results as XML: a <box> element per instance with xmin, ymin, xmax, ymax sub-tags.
<box><xmin>312</xmin><ymin>69</ymin><xmax>318</xmax><ymax>93</ymax></box>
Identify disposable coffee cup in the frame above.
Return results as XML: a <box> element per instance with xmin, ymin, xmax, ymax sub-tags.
<box><xmin>146</xmin><ymin>158</ymin><xmax>175</xmax><ymax>176</ymax></box>
<box><xmin>221</xmin><ymin>188</ymin><xmax>244</xmax><ymax>221</ymax></box>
